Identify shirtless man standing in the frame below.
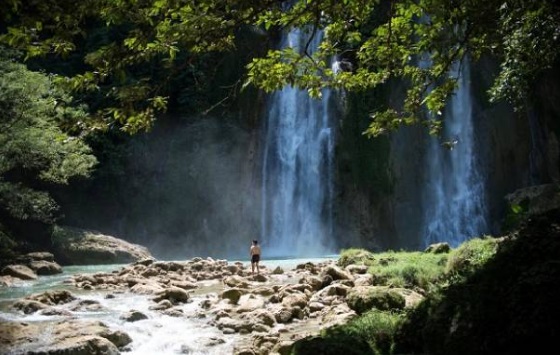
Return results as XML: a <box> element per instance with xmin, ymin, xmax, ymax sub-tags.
<box><xmin>250</xmin><ymin>240</ymin><xmax>261</xmax><ymax>275</ymax></box>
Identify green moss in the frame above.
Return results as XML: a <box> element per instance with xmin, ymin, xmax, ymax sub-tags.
<box><xmin>367</xmin><ymin>251</ymin><xmax>448</xmax><ymax>291</ymax></box>
<box><xmin>347</xmin><ymin>287</ymin><xmax>406</xmax><ymax>314</ymax></box>
<box><xmin>290</xmin><ymin>335</ymin><xmax>374</xmax><ymax>355</ymax></box>
<box><xmin>445</xmin><ymin>236</ymin><xmax>499</xmax><ymax>278</ymax></box>
<box><xmin>337</xmin><ymin>89</ymin><xmax>394</xmax><ymax>198</ymax></box>
<box><xmin>292</xmin><ymin>310</ymin><xmax>405</xmax><ymax>355</ymax></box>
<box><xmin>343</xmin><ymin>310</ymin><xmax>405</xmax><ymax>354</ymax></box>
<box><xmin>338</xmin><ymin>248</ymin><xmax>376</xmax><ymax>268</ymax></box>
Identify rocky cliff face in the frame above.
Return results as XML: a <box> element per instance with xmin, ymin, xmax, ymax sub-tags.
<box><xmin>333</xmin><ymin>58</ymin><xmax>560</xmax><ymax>250</ymax></box>
<box><xmin>53</xmin><ymin>57</ymin><xmax>559</xmax><ymax>257</ymax></box>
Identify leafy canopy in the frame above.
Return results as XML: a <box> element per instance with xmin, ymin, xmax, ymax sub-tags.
<box><xmin>1</xmin><ymin>0</ymin><xmax>558</xmax><ymax>135</ymax></box>
<box><xmin>0</xmin><ymin>50</ymin><xmax>97</xmax><ymax>223</ymax></box>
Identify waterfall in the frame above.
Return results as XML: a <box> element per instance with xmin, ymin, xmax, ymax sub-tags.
<box><xmin>422</xmin><ymin>59</ymin><xmax>489</xmax><ymax>247</ymax></box>
<box><xmin>260</xmin><ymin>28</ymin><xmax>336</xmax><ymax>258</ymax></box>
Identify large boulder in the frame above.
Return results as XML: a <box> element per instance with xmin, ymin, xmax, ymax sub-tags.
<box><xmin>52</xmin><ymin>226</ymin><xmax>152</xmax><ymax>265</ymax></box>
<box><xmin>346</xmin><ymin>286</ymin><xmax>406</xmax><ymax>314</ymax></box>
<box><xmin>28</xmin><ymin>260</ymin><xmax>63</xmax><ymax>275</ymax></box>
<box><xmin>0</xmin><ymin>319</ymin><xmax>131</xmax><ymax>354</ymax></box>
<box><xmin>290</xmin><ymin>335</ymin><xmax>374</xmax><ymax>355</ymax></box>
<box><xmin>32</xmin><ymin>335</ymin><xmax>120</xmax><ymax>355</ymax></box>
<box><xmin>1</xmin><ymin>264</ymin><xmax>37</xmax><ymax>280</ymax></box>
<box><xmin>505</xmin><ymin>183</ymin><xmax>560</xmax><ymax>215</ymax></box>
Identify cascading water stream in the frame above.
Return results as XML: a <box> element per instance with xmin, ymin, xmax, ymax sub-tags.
<box><xmin>260</xmin><ymin>28</ymin><xmax>336</xmax><ymax>257</ymax></box>
<box><xmin>422</xmin><ymin>58</ymin><xmax>489</xmax><ymax>247</ymax></box>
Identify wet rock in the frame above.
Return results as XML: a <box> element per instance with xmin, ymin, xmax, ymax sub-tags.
<box><xmin>162</xmin><ymin>308</ymin><xmax>185</xmax><ymax>317</ymax></box>
<box><xmin>0</xmin><ymin>275</ymin><xmax>14</xmax><ymax>287</ymax></box>
<box><xmin>253</xmin><ymin>274</ymin><xmax>268</xmax><ymax>282</ymax></box>
<box><xmin>321</xmin><ymin>265</ymin><xmax>353</xmax><ymax>281</ymax></box>
<box><xmin>171</xmin><ymin>280</ymin><xmax>198</xmax><ymax>290</ymax></box>
<box><xmin>37</xmin><ymin>335</ymin><xmax>120</xmax><ymax>355</ymax></box>
<box><xmin>224</xmin><ymin>275</ymin><xmax>250</xmax><ymax>288</ymax></box>
<box><xmin>120</xmin><ymin>309</ymin><xmax>148</xmax><ymax>322</ymax></box>
<box><xmin>272</xmin><ymin>266</ymin><xmax>284</xmax><ymax>274</ymax></box>
<box><xmin>227</xmin><ymin>264</ymin><xmax>239</xmax><ymax>273</ymax></box>
<box><xmin>354</xmin><ymin>274</ymin><xmax>374</xmax><ymax>286</ymax></box>
<box><xmin>233</xmin><ymin>346</ymin><xmax>257</xmax><ymax>355</ymax></box>
<box><xmin>130</xmin><ymin>282</ymin><xmax>164</xmax><ymax>294</ymax></box>
<box><xmin>237</xmin><ymin>294</ymin><xmax>265</xmax><ymax>313</ymax></box>
<box><xmin>1</xmin><ymin>264</ymin><xmax>37</xmax><ymax>280</ymax></box>
<box><xmin>299</xmin><ymin>275</ymin><xmax>323</xmax><ymax>291</ymax></box>
<box><xmin>70</xmin><ymin>299</ymin><xmax>106</xmax><ymax>312</ymax></box>
<box><xmin>321</xmin><ymin>274</ymin><xmax>333</xmax><ymax>288</ymax></box>
<box><xmin>244</xmin><ymin>309</ymin><xmax>276</xmax><ymax>327</ymax></box>
<box><xmin>321</xmin><ymin>303</ymin><xmax>357</xmax><ymax>327</ymax></box>
<box><xmin>424</xmin><ymin>242</ymin><xmax>451</xmax><ymax>254</ymax></box>
<box><xmin>21</xmin><ymin>290</ymin><xmax>76</xmax><ymax>306</ymax></box>
<box><xmin>317</xmin><ymin>283</ymin><xmax>350</xmax><ymax>297</ymax></box>
<box><xmin>102</xmin><ymin>330</ymin><xmax>133</xmax><ymax>348</ymax></box>
<box><xmin>251</xmin><ymin>286</ymin><xmax>275</xmax><ymax>296</ymax></box>
<box><xmin>24</xmin><ymin>251</ymin><xmax>56</xmax><ymax>262</ymax></box>
<box><xmin>13</xmin><ymin>299</ymin><xmax>48</xmax><ymax>314</ymax></box>
<box><xmin>39</xmin><ymin>308</ymin><xmax>73</xmax><ymax>317</ymax></box>
<box><xmin>222</xmin><ymin>288</ymin><xmax>244</xmax><ymax>304</ymax></box>
<box><xmin>273</xmin><ymin>307</ymin><xmax>293</xmax><ymax>323</ymax></box>
<box><xmin>52</xmin><ymin>226</ymin><xmax>152</xmax><ymax>265</ymax></box>
<box><xmin>150</xmin><ymin>299</ymin><xmax>173</xmax><ymax>310</ymax></box>
<box><xmin>0</xmin><ymin>319</ymin><xmax>132</xmax><ymax>353</ymax></box>
<box><xmin>135</xmin><ymin>257</ymin><xmax>156</xmax><ymax>266</ymax></box>
<box><xmin>391</xmin><ymin>287</ymin><xmax>425</xmax><ymax>308</ymax></box>
<box><xmin>201</xmin><ymin>336</ymin><xmax>226</xmax><ymax>347</ymax></box>
<box><xmin>273</xmin><ymin>340</ymin><xmax>295</xmax><ymax>355</ymax></box>
<box><xmin>28</xmin><ymin>260</ymin><xmax>63</xmax><ymax>275</ymax></box>
<box><xmin>308</xmin><ymin>302</ymin><xmax>326</xmax><ymax>313</ymax></box>
<box><xmin>153</xmin><ymin>286</ymin><xmax>191</xmax><ymax>304</ymax></box>
<box><xmin>217</xmin><ymin>316</ymin><xmax>245</xmax><ymax>332</ymax></box>
<box><xmin>345</xmin><ymin>264</ymin><xmax>368</xmax><ymax>274</ymax></box>
<box><xmin>281</xmin><ymin>292</ymin><xmax>308</xmax><ymax>309</ymax></box>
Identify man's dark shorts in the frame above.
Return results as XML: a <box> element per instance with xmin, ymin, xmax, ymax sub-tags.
<box><xmin>251</xmin><ymin>254</ymin><xmax>260</xmax><ymax>263</ymax></box>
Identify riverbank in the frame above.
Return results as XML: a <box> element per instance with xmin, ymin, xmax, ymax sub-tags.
<box><xmin>1</xmin><ymin>255</ymin><xmax>379</xmax><ymax>354</ymax></box>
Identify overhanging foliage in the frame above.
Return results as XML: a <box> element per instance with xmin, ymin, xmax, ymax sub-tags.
<box><xmin>1</xmin><ymin>0</ymin><xmax>558</xmax><ymax>135</ymax></box>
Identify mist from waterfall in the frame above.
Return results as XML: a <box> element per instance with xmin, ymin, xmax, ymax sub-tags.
<box><xmin>260</xmin><ymin>28</ymin><xmax>336</xmax><ymax>258</ymax></box>
<box><xmin>422</xmin><ymin>59</ymin><xmax>489</xmax><ymax>247</ymax></box>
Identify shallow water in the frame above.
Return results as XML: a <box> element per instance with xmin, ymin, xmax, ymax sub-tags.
<box><xmin>0</xmin><ymin>256</ymin><xmax>338</xmax><ymax>354</ymax></box>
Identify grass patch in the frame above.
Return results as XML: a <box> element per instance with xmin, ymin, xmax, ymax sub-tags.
<box><xmin>338</xmin><ymin>247</ymin><xmax>449</xmax><ymax>291</ymax></box>
<box><xmin>344</xmin><ymin>309</ymin><xmax>405</xmax><ymax>354</ymax></box>
<box><xmin>291</xmin><ymin>310</ymin><xmax>405</xmax><ymax>355</ymax></box>
<box><xmin>445</xmin><ymin>236</ymin><xmax>500</xmax><ymax>278</ymax></box>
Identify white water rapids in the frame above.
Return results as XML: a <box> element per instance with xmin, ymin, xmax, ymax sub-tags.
<box><xmin>0</xmin><ymin>265</ymin><xmax>233</xmax><ymax>355</ymax></box>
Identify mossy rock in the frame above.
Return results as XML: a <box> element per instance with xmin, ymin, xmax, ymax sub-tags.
<box><xmin>337</xmin><ymin>248</ymin><xmax>376</xmax><ymax>268</ymax></box>
<box><xmin>346</xmin><ymin>286</ymin><xmax>406</xmax><ymax>314</ymax></box>
<box><xmin>290</xmin><ymin>335</ymin><xmax>374</xmax><ymax>355</ymax></box>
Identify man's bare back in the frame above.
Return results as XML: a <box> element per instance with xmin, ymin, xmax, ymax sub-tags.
<box><xmin>250</xmin><ymin>240</ymin><xmax>261</xmax><ymax>275</ymax></box>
